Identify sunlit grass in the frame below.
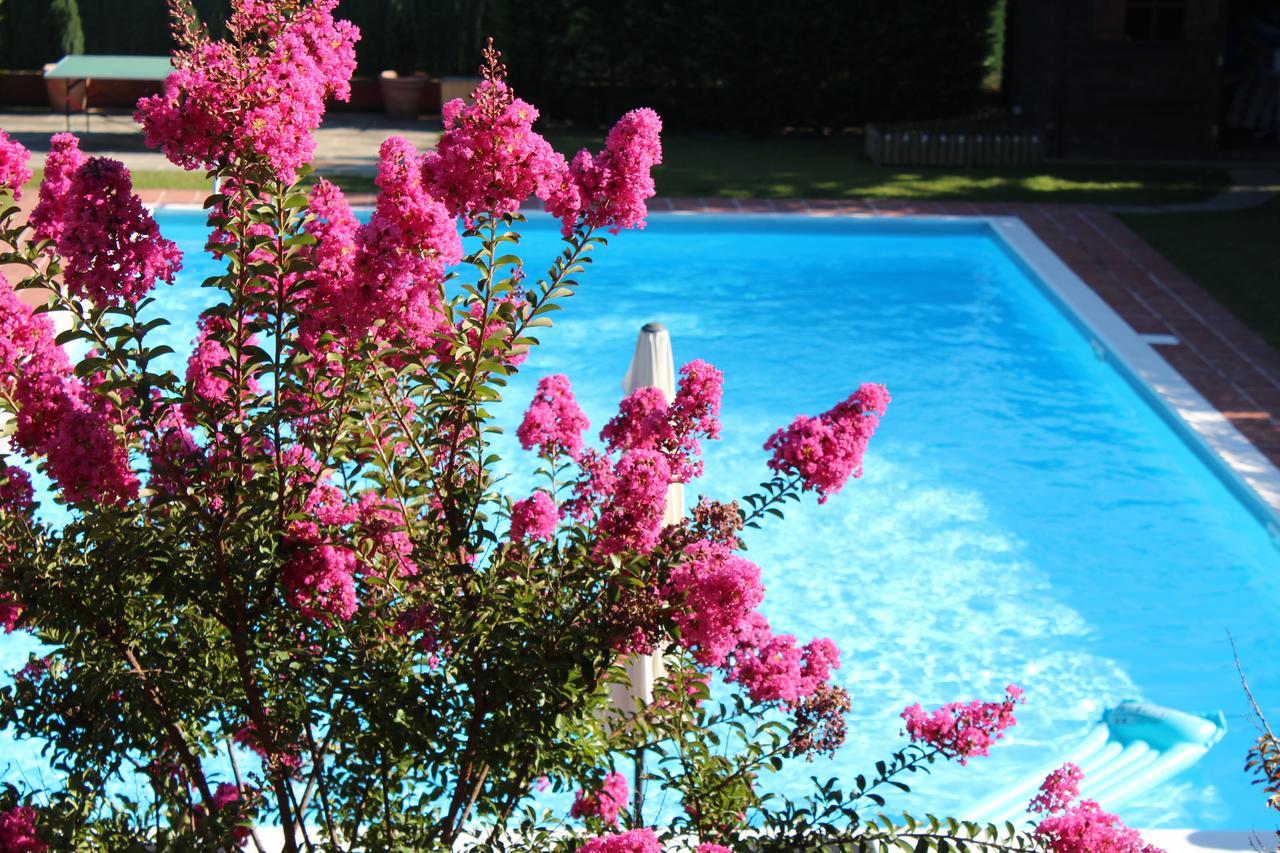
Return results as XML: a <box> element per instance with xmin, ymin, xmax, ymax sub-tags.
<box><xmin>25</xmin><ymin>132</ymin><xmax>1229</xmax><ymax>206</ymax></box>
<box><xmin>545</xmin><ymin>131</ymin><xmax>1229</xmax><ymax>205</ymax></box>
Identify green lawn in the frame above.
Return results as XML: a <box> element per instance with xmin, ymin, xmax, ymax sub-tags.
<box><xmin>25</xmin><ymin>132</ymin><xmax>1232</xmax><ymax>206</ymax></box>
<box><xmin>546</xmin><ymin>131</ymin><xmax>1230</xmax><ymax>206</ymax></box>
<box><xmin>1120</xmin><ymin>199</ymin><xmax>1280</xmax><ymax>348</ymax></box>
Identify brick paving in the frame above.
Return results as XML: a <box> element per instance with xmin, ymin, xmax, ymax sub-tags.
<box><xmin>106</xmin><ymin>190</ymin><xmax>1278</xmax><ymax>470</ymax></box>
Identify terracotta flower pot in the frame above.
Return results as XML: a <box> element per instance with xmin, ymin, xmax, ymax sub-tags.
<box><xmin>43</xmin><ymin>63</ymin><xmax>86</xmax><ymax>113</ymax></box>
<box><xmin>379</xmin><ymin>70</ymin><xmax>429</xmax><ymax>121</ymax></box>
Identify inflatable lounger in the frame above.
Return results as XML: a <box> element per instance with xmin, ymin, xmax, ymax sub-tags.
<box><xmin>969</xmin><ymin>700</ymin><xmax>1227</xmax><ymax>824</ymax></box>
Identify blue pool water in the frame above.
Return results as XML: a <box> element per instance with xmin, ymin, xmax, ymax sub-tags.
<box><xmin>4</xmin><ymin>210</ymin><xmax>1277</xmax><ymax>830</ymax></box>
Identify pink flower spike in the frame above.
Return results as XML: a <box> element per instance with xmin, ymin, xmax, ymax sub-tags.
<box><xmin>0</xmin><ymin>804</ymin><xmax>46</xmax><ymax>852</ymax></box>
<box><xmin>517</xmin><ymin>374</ymin><xmax>590</xmax><ymax>459</ymax></box>
<box><xmin>765</xmin><ymin>382</ymin><xmax>890</xmax><ymax>502</ymax></box>
<box><xmin>570</xmin><ymin>771</ymin><xmax>629</xmax><ymax>827</ymax></box>
<box><xmin>422</xmin><ymin>75</ymin><xmax>568</xmax><ymax>220</ymax></box>
<box><xmin>510</xmin><ymin>492</ymin><xmax>559</xmax><ymax>543</ymax></box>
<box><xmin>900</xmin><ymin>685</ymin><xmax>1023</xmax><ymax>765</ymax></box>
<box><xmin>1029</xmin><ymin>763</ymin><xmax>1085</xmax><ymax>815</ymax></box>
<box><xmin>578</xmin><ymin>828</ymin><xmax>661</xmax><ymax>853</ymax></box>
<box><xmin>0</xmin><ymin>129</ymin><xmax>32</xmax><ymax>199</ymax></box>
<box><xmin>546</xmin><ymin>108</ymin><xmax>663</xmax><ymax>237</ymax></box>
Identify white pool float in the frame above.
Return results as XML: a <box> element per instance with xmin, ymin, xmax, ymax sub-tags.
<box><xmin>968</xmin><ymin>700</ymin><xmax>1228</xmax><ymax>824</ymax></box>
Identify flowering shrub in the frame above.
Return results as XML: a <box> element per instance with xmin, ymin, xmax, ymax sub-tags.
<box><xmin>0</xmin><ymin>1</ymin><xmax>1163</xmax><ymax>851</ymax></box>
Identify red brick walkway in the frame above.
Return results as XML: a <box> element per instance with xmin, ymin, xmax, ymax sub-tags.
<box><xmin>133</xmin><ymin>190</ymin><xmax>1280</xmax><ymax>468</ymax></box>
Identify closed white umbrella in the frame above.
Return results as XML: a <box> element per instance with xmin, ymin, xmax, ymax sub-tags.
<box><xmin>607</xmin><ymin>322</ymin><xmax>681</xmax><ymax>711</ymax></box>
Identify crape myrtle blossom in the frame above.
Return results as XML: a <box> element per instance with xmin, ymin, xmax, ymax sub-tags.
<box><xmin>517</xmin><ymin>374</ymin><xmax>591</xmax><ymax>459</ymax></box>
<box><xmin>421</xmin><ymin>48</ymin><xmax>568</xmax><ymax>221</ymax></box>
<box><xmin>28</xmin><ymin>133</ymin><xmax>86</xmax><ymax>241</ymax></box>
<box><xmin>0</xmin><ymin>595</ymin><xmax>23</xmax><ymax>634</ymax></box>
<box><xmin>0</xmin><ymin>130</ymin><xmax>31</xmax><ymax>199</ymax></box>
<box><xmin>299</xmin><ymin>139</ymin><xmax>461</xmax><ymax>346</ymax></box>
<box><xmin>1030</xmin><ymin>763</ymin><xmax>1162</xmax><ymax>853</ymax></box>
<box><xmin>193</xmin><ymin>783</ymin><xmax>254</xmax><ymax>847</ymax></box>
<box><xmin>578</xmin><ymin>828</ymin><xmax>662</xmax><ymax>853</ymax></box>
<box><xmin>0</xmin><ymin>280</ymin><xmax>138</xmax><ymax>505</ymax></box>
<box><xmin>595</xmin><ymin>449</ymin><xmax>671</xmax><ymax>556</ymax></box>
<box><xmin>901</xmin><ymin>685</ymin><xmax>1024</xmax><ymax>765</ymax></box>
<box><xmin>765</xmin><ymin>382</ymin><xmax>891</xmax><ymax>503</ymax></box>
<box><xmin>0</xmin><ymin>804</ymin><xmax>46</xmax><ymax>852</ymax></box>
<box><xmin>665</xmin><ymin>540</ymin><xmax>764</xmax><ymax>667</ymax></box>
<box><xmin>545</xmin><ymin>108</ymin><xmax>664</xmax><ymax>238</ymax></box>
<box><xmin>601</xmin><ymin>359</ymin><xmax>724</xmax><ymax>482</ymax></box>
<box><xmin>571</xmin><ymin>771</ymin><xmax>629</xmax><ymax>827</ymax></box>
<box><xmin>510</xmin><ymin>491</ymin><xmax>559</xmax><ymax>543</ymax></box>
<box><xmin>727</xmin><ymin>612</ymin><xmax>840</xmax><ymax>705</ymax></box>
<box><xmin>136</xmin><ymin>0</ymin><xmax>358</xmax><ymax>181</ymax></box>
<box><xmin>27</xmin><ymin>134</ymin><xmax>181</xmax><ymax>307</ymax></box>
<box><xmin>54</xmin><ymin>158</ymin><xmax>182</xmax><ymax>307</ymax></box>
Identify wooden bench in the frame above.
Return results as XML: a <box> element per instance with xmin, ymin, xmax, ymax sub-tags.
<box><xmin>865</xmin><ymin>116</ymin><xmax>1044</xmax><ymax>168</ymax></box>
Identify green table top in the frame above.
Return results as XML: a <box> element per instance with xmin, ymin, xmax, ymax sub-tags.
<box><xmin>44</xmin><ymin>55</ymin><xmax>173</xmax><ymax>81</ymax></box>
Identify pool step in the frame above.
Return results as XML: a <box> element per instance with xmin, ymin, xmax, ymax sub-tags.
<box><xmin>968</xmin><ymin>700</ymin><xmax>1227</xmax><ymax>824</ymax></box>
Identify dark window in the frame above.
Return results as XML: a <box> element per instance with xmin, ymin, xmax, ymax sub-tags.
<box><xmin>1124</xmin><ymin>0</ymin><xmax>1187</xmax><ymax>40</ymax></box>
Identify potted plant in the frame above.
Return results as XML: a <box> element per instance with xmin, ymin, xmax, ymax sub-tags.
<box><xmin>42</xmin><ymin>0</ymin><xmax>86</xmax><ymax>113</ymax></box>
<box><xmin>378</xmin><ymin>0</ymin><xmax>429</xmax><ymax>120</ymax></box>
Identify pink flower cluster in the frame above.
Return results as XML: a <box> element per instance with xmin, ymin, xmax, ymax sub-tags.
<box><xmin>518</xmin><ymin>375</ymin><xmax>592</xmax><ymax>459</ymax></box>
<box><xmin>0</xmin><ymin>466</ymin><xmax>34</xmax><ymax>516</ymax></box>
<box><xmin>356</xmin><ymin>493</ymin><xmax>418</xmax><ymax>578</ymax></box>
<box><xmin>1030</xmin><ymin>764</ymin><xmax>1162</xmax><ymax>853</ymax></box>
<box><xmin>422</xmin><ymin>80</ymin><xmax>567</xmax><ymax>221</ymax></box>
<box><xmin>571</xmin><ymin>771</ymin><xmax>629</xmax><ymax>827</ymax></box>
<box><xmin>195</xmin><ymin>782</ymin><xmax>253</xmax><ymax>846</ymax></box>
<box><xmin>595</xmin><ymin>450</ymin><xmax>671</xmax><ymax>555</ymax></box>
<box><xmin>665</xmin><ymin>540</ymin><xmax>764</xmax><ymax>666</ymax></box>
<box><xmin>0</xmin><ymin>281</ymin><xmax>138</xmax><ymax>505</ymax></box>
<box><xmin>900</xmin><ymin>685</ymin><xmax>1024</xmax><ymax>765</ymax></box>
<box><xmin>510</xmin><ymin>492</ymin><xmax>559</xmax><ymax>543</ymax></box>
<box><xmin>728</xmin><ymin>612</ymin><xmax>840</xmax><ymax>705</ymax></box>
<box><xmin>28</xmin><ymin>133</ymin><xmax>85</xmax><ymax>241</ymax></box>
<box><xmin>578</xmin><ymin>828</ymin><xmax>661</xmax><ymax>853</ymax></box>
<box><xmin>601</xmin><ymin>359</ymin><xmax>724</xmax><ymax>482</ymax></box>
<box><xmin>546</xmin><ymin>108</ymin><xmax>664</xmax><ymax>237</ymax></box>
<box><xmin>278</xmin><ymin>453</ymin><xmax>366</xmax><ymax>622</ymax></box>
<box><xmin>0</xmin><ymin>129</ymin><xmax>31</xmax><ymax>199</ymax></box>
<box><xmin>283</xmin><ymin>543</ymin><xmax>359</xmax><ymax>623</ymax></box>
<box><xmin>0</xmin><ymin>805</ymin><xmax>45</xmax><ymax>853</ymax></box>
<box><xmin>0</xmin><ymin>594</ymin><xmax>23</xmax><ymax>634</ymax></box>
<box><xmin>29</xmin><ymin>134</ymin><xmax>181</xmax><ymax>307</ymax></box>
<box><xmin>764</xmin><ymin>383</ymin><xmax>891</xmax><ymax>503</ymax></box>
<box><xmin>183</xmin><ymin>314</ymin><xmax>264</xmax><ymax>421</ymax></box>
<box><xmin>137</xmin><ymin>0</ymin><xmax>358</xmax><ymax>181</ymax></box>
<box><xmin>299</xmin><ymin>140</ymin><xmax>461</xmax><ymax>347</ymax></box>
<box><xmin>1029</xmin><ymin>763</ymin><xmax>1085</xmax><ymax>814</ymax></box>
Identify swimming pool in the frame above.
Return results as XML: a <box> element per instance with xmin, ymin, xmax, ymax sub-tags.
<box><xmin>4</xmin><ymin>209</ymin><xmax>1277</xmax><ymax>830</ymax></box>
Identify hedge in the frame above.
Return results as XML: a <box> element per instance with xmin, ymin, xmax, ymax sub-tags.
<box><xmin>0</xmin><ymin>0</ymin><xmax>1001</xmax><ymax>130</ymax></box>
